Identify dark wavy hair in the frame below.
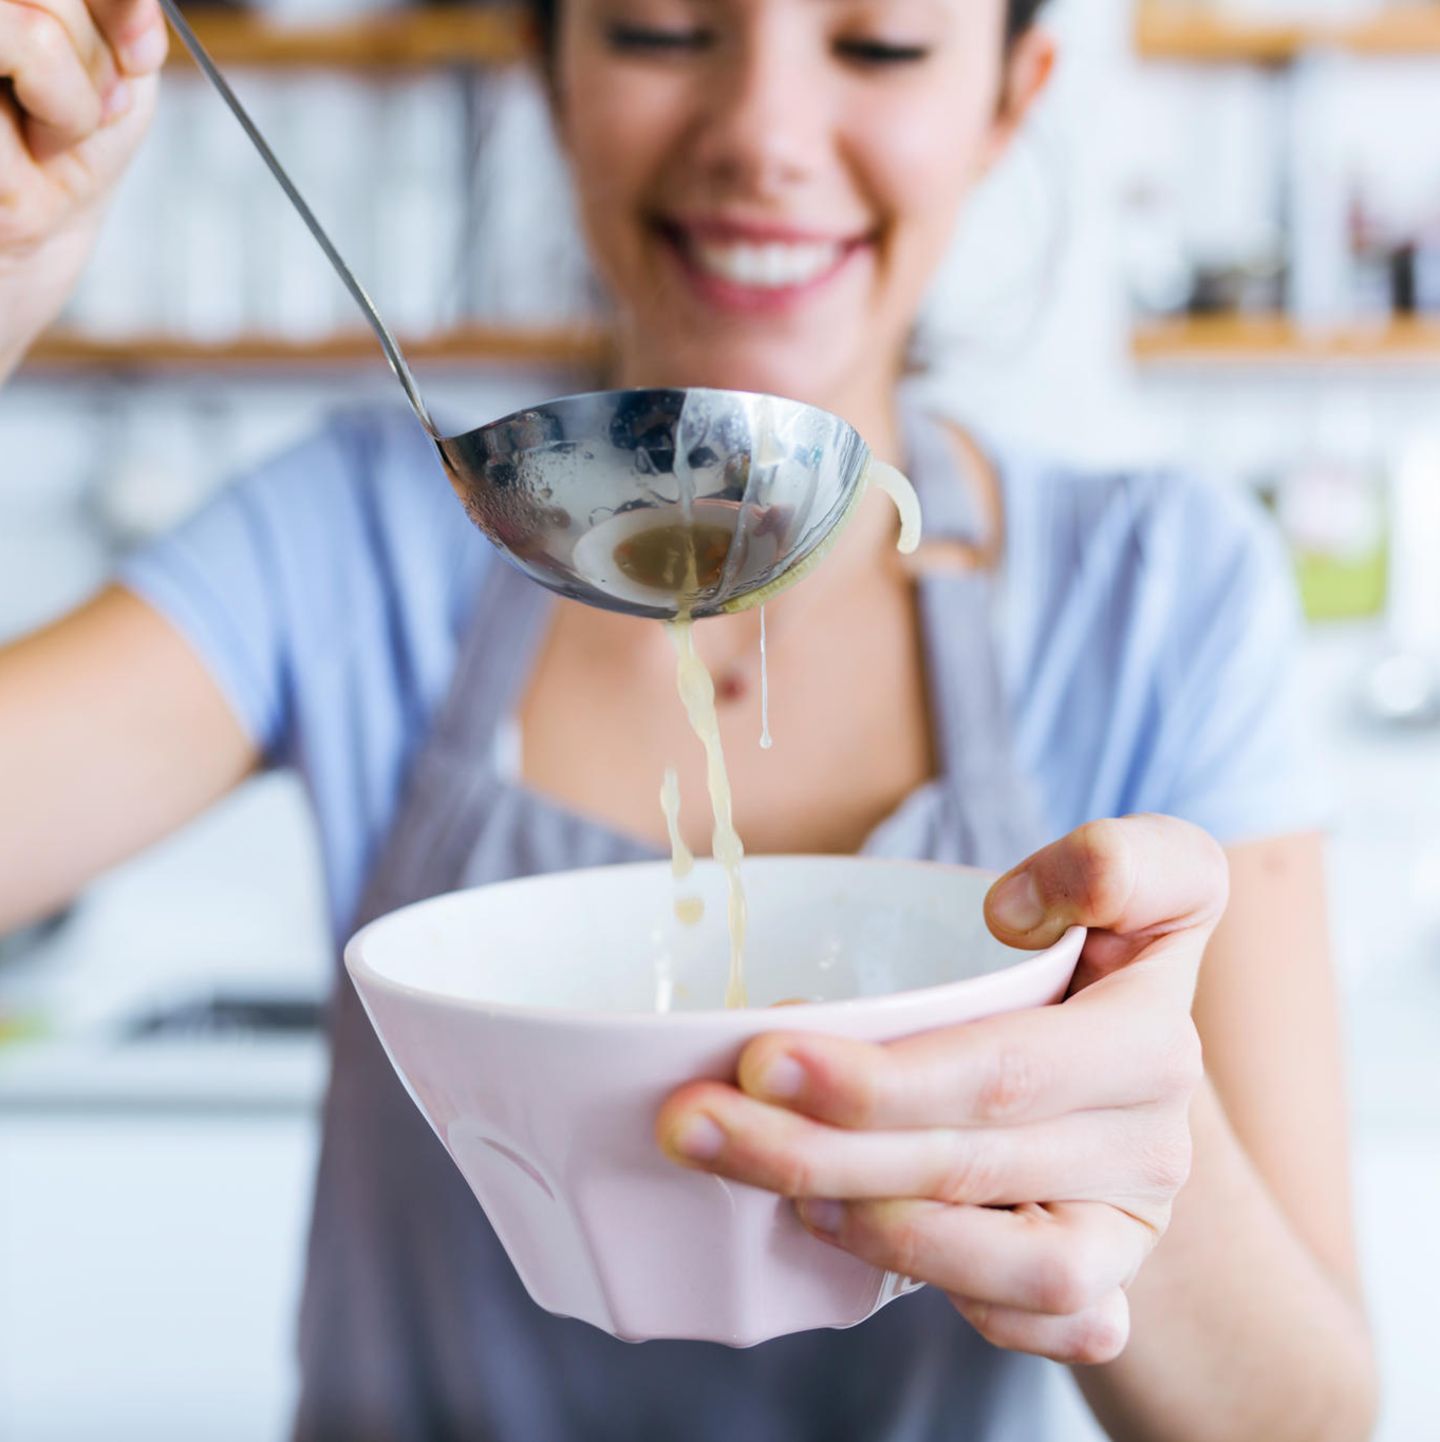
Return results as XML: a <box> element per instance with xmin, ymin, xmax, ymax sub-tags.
<box><xmin>529</xmin><ymin>0</ymin><xmax>1050</xmax><ymax>66</ymax></box>
<box><xmin>1005</xmin><ymin>0</ymin><xmax>1049</xmax><ymax>44</ymax></box>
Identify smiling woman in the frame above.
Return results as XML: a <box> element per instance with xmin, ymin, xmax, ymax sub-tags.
<box><xmin>539</xmin><ymin>0</ymin><xmax>1055</xmax><ymax>427</ymax></box>
<box><xmin>0</xmin><ymin>0</ymin><xmax>1377</xmax><ymax>1434</ymax></box>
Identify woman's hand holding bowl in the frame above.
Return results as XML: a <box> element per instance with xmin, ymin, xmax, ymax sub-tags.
<box><xmin>658</xmin><ymin>814</ymin><xmax>1227</xmax><ymax>1365</ymax></box>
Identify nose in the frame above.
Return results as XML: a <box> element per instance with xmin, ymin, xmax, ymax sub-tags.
<box><xmin>687</xmin><ymin>23</ymin><xmax>830</xmax><ymax>196</ymax></box>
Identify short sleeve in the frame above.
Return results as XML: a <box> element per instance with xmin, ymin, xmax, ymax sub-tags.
<box><xmin>114</xmin><ymin>404</ymin><xmax>481</xmax><ymax>775</ymax></box>
<box><xmin>117</xmin><ymin>421</ymin><xmax>365</xmax><ymax>760</ymax></box>
<box><xmin>116</xmin><ymin>404</ymin><xmax>488</xmax><ymax>938</ymax></box>
<box><xmin>1135</xmin><ymin>482</ymin><xmax>1325</xmax><ymax>843</ymax></box>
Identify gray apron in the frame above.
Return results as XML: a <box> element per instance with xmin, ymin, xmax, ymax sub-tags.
<box><xmin>294</xmin><ymin>407</ymin><xmax>1055</xmax><ymax>1441</ymax></box>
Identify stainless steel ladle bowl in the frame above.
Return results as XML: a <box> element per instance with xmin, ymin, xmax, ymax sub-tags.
<box><xmin>439</xmin><ymin>387</ymin><xmax>870</xmax><ymax>618</ymax></box>
<box><xmin>159</xmin><ymin>0</ymin><xmax>875</xmax><ymax>619</ymax></box>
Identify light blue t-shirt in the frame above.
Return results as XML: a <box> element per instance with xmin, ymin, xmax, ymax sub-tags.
<box><xmin>118</xmin><ymin>404</ymin><xmax>1318</xmax><ymax>944</ymax></box>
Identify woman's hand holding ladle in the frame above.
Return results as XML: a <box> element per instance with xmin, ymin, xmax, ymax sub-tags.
<box><xmin>0</xmin><ymin>0</ymin><xmax>166</xmax><ymax>378</ymax></box>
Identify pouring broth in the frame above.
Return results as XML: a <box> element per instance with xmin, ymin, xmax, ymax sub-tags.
<box><xmin>627</xmin><ymin>458</ymin><xmax>923</xmax><ymax>1009</ymax></box>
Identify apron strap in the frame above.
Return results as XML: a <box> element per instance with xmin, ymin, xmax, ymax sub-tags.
<box><xmin>344</xmin><ymin>553</ymin><xmax>553</xmax><ymax>929</ymax></box>
<box><xmin>900</xmin><ymin>402</ymin><xmax>1050</xmax><ymax>863</ymax></box>
<box><xmin>898</xmin><ymin>399</ymin><xmax>985</xmax><ymax>544</ymax></box>
<box><xmin>430</xmin><ymin>553</ymin><xmax>555</xmax><ymax>757</ymax></box>
<box><xmin>899</xmin><ymin>400</ymin><xmax>992</xmax><ymax>786</ymax></box>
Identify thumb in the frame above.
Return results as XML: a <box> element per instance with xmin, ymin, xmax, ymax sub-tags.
<box><xmin>985</xmin><ymin>814</ymin><xmax>1229</xmax><ymax>951</ymax></box>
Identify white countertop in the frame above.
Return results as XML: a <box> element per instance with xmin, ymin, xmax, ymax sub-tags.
<box><xmin>0</xmin><ymin>771</ymin><xmax>331</xmax><ymax>1111</ymax></box>
<box><xmin>0</xmin><ymin>1035</ymin><xmax>327</xmax><ymax>1111</ymax></box>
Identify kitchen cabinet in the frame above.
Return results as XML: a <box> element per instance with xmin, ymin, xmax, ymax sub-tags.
<box><xmin>0</xmin><ymin>1108</ymin><xmax>319</xmax><ymax>1442</ymax></box>
<box><xmin>0</xmin><ymin>774</ymin><xmax>330</xmax><ymax>1439</ymax></box>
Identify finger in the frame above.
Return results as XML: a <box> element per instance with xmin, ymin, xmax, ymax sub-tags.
<box><xmin>985</xmin><ymin>814</ymin><xmax>1229</xmax><ymax>953</ymax></box>
<box><xmin>0</xmin><ymin>4</ymin><xmax>109</xmax><ymax>145</ymax></box>
<box><xmin>10</xmin><ymin>0</ymin><xmax>120</xmax><ymax>95</ymax></box>
<box><xmin>81</xmin><ymin>0</ymin><xmax>166</xmax><ymax>77</ymax></box>
<box><xmin>0</xmin><ymin>77</ymin><xmax>27</xmax><ymax>166</ymax></box>
<box><xmin>737</xmin><ymin>1005</ymin><xmax>1203</xmax><ymax>1128</ymax></box>
<box><xmin>657</xmin><ymin>1083</ymin><xmax>1189</xmax><ymax>1211</ymax></box>
<box><xmin>799</xmin><ymin>1197</ymin><xmax>1151</xmax><ymax>1319</ymax></box>
<box><xmin>952</xmin><ymin>1285</ymin><xmax>1131</xmax><ymax>1366</ymax></box>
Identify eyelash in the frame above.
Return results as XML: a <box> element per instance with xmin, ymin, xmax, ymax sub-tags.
<box><xmin>834</xmin><ymin>39</ymin><xmax>931</xmax><ymax>65</ymax></box>
<box><xmin>605</xmin><ymin>23</ymin><xmax>713</xmax><ymax>52</ymax></box>
<box><xmin>603</xmin><ymin>26</ymin><xmax>930</xmax><ymax>66</ymax></box>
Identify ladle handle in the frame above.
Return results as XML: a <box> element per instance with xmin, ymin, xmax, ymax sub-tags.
<box><xmin>155</xmin><ymin>0</ymin><xmax>438</xmax><ymax>438</ymax></box>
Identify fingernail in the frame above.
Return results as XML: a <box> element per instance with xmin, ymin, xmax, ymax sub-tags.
<box><xmin>756</xmin><ymin>1053</ymin><xmax>805</xmax><ymax>1101</ymax></box>
<box><xmin>670</xmin><ymin>1114</ymin><xmax>725</xmax><ymax>1162</ymax></box>
<box><xmin>102</xmin><ymin>80</ymin><xmax>133</xmax><ymax>124</ymax></box>
<box><xmin>988</xmin><ymin>867</ymin><xmax>1045</xmax><ymax>934</ymax></box>
<box><xmin>798</xmin><ymin>1199</ymin><xmax>844</xmax><ymax>1236</ymax></box>
<box><xmin>121</xmin><ymin>24</ymin><xmax>168</xmax><ymax>74</ymax></box>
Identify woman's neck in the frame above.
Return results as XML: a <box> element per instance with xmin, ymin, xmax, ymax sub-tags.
<box><xmin>823</xmin><ymin>377</ymin><xmax>908</xmax><ymax>471</ymax></box>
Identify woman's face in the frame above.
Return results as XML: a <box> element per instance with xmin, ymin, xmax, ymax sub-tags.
<box><xmin>553</xmin><ymin>0</ymin><xmax>1051</xmax><ymax>408</ymax></box>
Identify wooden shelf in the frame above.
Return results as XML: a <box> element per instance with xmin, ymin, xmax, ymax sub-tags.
<box><xmin>1131</xmin><ymin>314</ymin><xmax>1440</xmax><ymax>364</ymax></box>
<box><xmin>164</xmin><ymin>6</ymin><xmax>531</xmax><ymax>70</ymax></box>
<box><xmin>37</xmin><ymin>318</ymin><xmax>1440</xmax><ymax>373</ymax></box>
<box><xmin>25</xmin><ymin>324</ymin><xmax>607</xmax><ymax>373</ymax></box>
<box><xmin>1135</xmin><ymin>4</ymin><xmax>1440</xmax><ymax>63</ymax></box>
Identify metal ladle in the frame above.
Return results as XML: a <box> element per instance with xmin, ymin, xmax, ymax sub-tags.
<box><xmin>158</xmin><ymin>0</ymin><xmax>875</xmax><ymax>618</ymax></box>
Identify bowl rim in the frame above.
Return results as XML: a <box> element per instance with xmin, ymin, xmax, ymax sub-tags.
<box><xmin>343</xmin><ymin>855</ymin><xmax>1086</xmax><ymax>1030</ymax></box>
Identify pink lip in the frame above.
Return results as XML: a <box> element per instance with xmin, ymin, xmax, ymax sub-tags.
<box><xmin>656</xmin><ymin>219</ymin><xmax>871</xmax><ymax>317</ymax></box>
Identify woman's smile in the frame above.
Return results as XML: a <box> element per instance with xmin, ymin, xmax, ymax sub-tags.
<box><xmin>653</xmin><ymin>215</ymin><xmax>874</xmax><ymax>316</ymax></box>
<box><xmin>554</xmin><ymin>0</ymin><xmax>1022</xmax><ymax>413</ymax></box>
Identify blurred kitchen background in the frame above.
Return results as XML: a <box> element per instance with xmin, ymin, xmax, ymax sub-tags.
<box><xmin>2</xmin><ymin>0</ymin><xmax>1439</xmax><ymax>1436</ymax></box>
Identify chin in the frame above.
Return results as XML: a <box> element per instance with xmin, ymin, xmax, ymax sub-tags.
<box><xmin>627</xmin><ymin>333</ymin><xmax>856</xmax><ymax>410</ymax></box>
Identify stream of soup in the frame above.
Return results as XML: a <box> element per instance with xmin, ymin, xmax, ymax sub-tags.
<box><xmin>668</xmin><ymin>616</ymin><xmax>751</xmax><ymax>1008</ymax></box>
<box><xmin>758</xmin><ymin>606</ymin><xmax>772</xmax><ymax>751</ymax></box>
<box><xmin>658</xmin><ymin>767</ymin><xmax>705</xmax><ymax>926</ymax></box>
<box><xmin>633</xmin><ymin>457</ymin><xmax>922</xmax><ymax>1009</ymax></box>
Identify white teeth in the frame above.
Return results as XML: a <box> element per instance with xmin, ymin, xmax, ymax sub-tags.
<box><xmin>691</xmin><ymin>239</ymin><xmax>842</xmax><ymax>289</ymax></box>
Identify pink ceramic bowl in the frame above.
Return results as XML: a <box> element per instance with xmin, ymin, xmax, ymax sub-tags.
<box><xmin>344</xmin><ymin>856</ymin><xmax>1084</xmax><ymax>1347</ymax></box>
